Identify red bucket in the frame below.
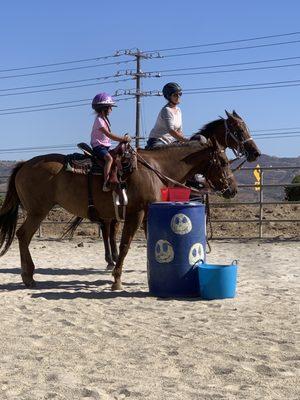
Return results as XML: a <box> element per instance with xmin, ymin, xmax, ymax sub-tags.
<box><xmin>160</xmin><ymin>187</ymin><xmax>191</xmax><ymax>202</ymax></box>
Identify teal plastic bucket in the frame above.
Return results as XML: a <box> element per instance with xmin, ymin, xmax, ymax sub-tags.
<box><xmin>198</xmin><ymin>260</ymin><xmax>238</xmax><ymax>300</ymax></box>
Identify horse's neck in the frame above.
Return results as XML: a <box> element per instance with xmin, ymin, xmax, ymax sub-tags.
<box><xmin>139</xmin><ymin>145</ymin><xmax>210</xmax><ymax>182</ymax></box>
<box><xmin>201</xmin><ymin>128</ymin><xmax>226</xmax><ymax>149</ymax></box>
<box><xmin>197</xmin><ymin>120</ymin><xmax>227</xmax><ymax>149</ymax></box>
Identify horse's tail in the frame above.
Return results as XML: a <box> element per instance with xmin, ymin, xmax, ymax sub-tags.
<box><xmin>0</xmin><ymin>162</ymin><xmax>24</xmax><ymax>256</ymax></box>
<box><xmin>61</xmin><ymin>216</ymin><xmax>84</xmax><ymax>239</ymax></box>
<box><xmin>61</xmin><ymin>216</ymin><xmax>104</xmax><ymax>239</ymax></box>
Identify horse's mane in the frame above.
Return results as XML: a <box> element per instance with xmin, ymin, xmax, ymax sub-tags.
<box><xmin>190</xmin><ymin>118</ymin><xmax>224</xmax><ymax>140</ymax></box>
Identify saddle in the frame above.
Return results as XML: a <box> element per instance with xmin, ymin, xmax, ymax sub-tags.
<box><xmin>65</xmin><ymin>142</ymin><xmax>137</xmax><ymax>222</ymax></box>
<box><xmin>65</xmin><ymin>142</ymin><xmax>136</xmax><ymax>184</ymax></box>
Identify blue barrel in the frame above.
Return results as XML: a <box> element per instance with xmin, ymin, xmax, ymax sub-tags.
<box><xmin>147</xmin><ymin>202</ymin><xmax>206</xmax><ymax>297</ymax></box>
<box><xmin>198</xmin><ymin>261</ymin><xmax>238</xmax><ymax>300</ymax></box>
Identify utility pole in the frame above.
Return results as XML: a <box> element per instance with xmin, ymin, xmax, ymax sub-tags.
<box><xmin>135</xmin><ymin>50</ymin><xmax>142</xmax><ymax>149</ymax></box>
<box><xmin>115</xmin><ymin>49</ymin><xmax>161</xmax><ymax>148</ymax></box>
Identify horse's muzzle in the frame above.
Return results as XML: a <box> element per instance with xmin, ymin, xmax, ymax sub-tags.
<box><xmin>222</xmin><ymin>187</ymin><xmax>237</xmax><ymax>199</ymax></box>
<box><xmin>246</xmin><ymin>147</ymin><xmax>261</xmax><ymax>162</ymax></box>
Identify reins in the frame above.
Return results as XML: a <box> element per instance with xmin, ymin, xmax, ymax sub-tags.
<box><xmin>133</xmin><ymin>147</ymin><xmax>211</xmax><ymax>197</ymax></box>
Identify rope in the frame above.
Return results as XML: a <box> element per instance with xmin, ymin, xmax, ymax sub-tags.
<box><xmin>205</xmin><ymin>194</ymin><xmax>213</xmax><ymax>253</ymax></box>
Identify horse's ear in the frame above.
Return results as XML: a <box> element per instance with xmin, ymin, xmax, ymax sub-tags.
<box><xmin>225</xmin><ymin>110</ymin><xmax>231</xmax><ymax>118</ymax></box>
<box><xmin>232</xmin><ymin>110</ymin><xmax>242</xmax><ymax>119</ymax></box>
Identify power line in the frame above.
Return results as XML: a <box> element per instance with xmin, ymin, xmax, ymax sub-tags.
<box><xmin>1</xmin><ymin>77</ymin><xmax>300</xmax><ymax>115</ymax></box>
<box><xmin>2</xmin><ymin>55</ymin><xmax>299</xmax><ymax>95</ymax></box>
<box><xmin>252</xmin><ymin>132</ymin><xmax>300</xmax><ymax>137</ymax></box>
<box><xmin>0</xmin><ymin>96</ymin><xmax>135</xmax><ymax>116</ymax></box>
<box><xmin>185</xmin><ymin>83</ymin><xmax>300</xmax><ymax>94</ymax></box>
<box><xmin>253</xmin><ymin>134</ymin><xmax>300</xmax><ymax>139</ymax></box>
<box><xmin>0</xmin><ymin>77</ymin><xmax>132</xmax><ymax>97</ymax></box>
<box><xmin>161</xmin><ymin>62</ymin><xmax>300</xmax><ymax>78</ymax></box>
<box><xmin>0</xmin><ymin>53</ymin><xmax>122</xmax><ymax>73</ymax></box>
<box><xmin>0</xmin><ymin>60</ymin><xmax>133</xmax><ymax>80</ymax></box>
<box><xmin>0</xmin><ymin>74</ymin><xmax>118</xmax><ymax>92</ymax></box>
<box><xmin>145</xmin><ymin>31</ymin><xmax>300</xmax><ymax>53</ymax></box>
<box><xmin>253</xmin><ymin>126</ymin><xmax>300</xmax><ymax>132</ymax></box>
<box><xmin>2</xmin><ymin>31</ymin><xmax>299</xmax><ymax>73</ymax></box>
<box><xmin>184</xmin><ymin>79</ymin><xmax>300</xmax><ymax>91</ymax></box>
<box><xmin>181</xmin><ymin>79</ymin><xmax>300</xmax><ymax>94</ymax></box>
<box><xmin>162</xmin><ymin>39</ymin><xmax>300</xmax><ymax>58</ymax></box>
<box><xmin>2</xmin><ymin>61</ymin><xmax>300</xmax><ymax>97</ymax></box>
<box><xmin>146</xmin><ymin>56</ymin><xmax>300</xmax><ymax>73</ymax></box>
<box><xmin>0</xmin><ymin>99</ymin><xmax>91</xmax><ymax>112</ymax></box>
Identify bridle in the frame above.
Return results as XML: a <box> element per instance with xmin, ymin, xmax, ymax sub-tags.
<box><xmin>202</xmin><ymin>148</ymin><xmax>235</xmax><ymax>195</ymax></box>
<box><xmin>224</xmin><ymin>118</ymin><xmax>254</xmax><ymax>159</ymax></box>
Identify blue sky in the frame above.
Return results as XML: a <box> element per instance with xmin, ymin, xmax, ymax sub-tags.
<box><xmin>1</xmin><ymin>0</ymin><xmax>300</xmax><ymax>160</ymax></box>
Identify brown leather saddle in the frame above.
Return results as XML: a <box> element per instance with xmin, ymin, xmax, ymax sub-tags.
<box><xmin>65</xmin><ymin>142</ymin><xmax>136</xmax><ymax>184</ymax></box>
<box><xmin>65</xmin><ymin>142</ymin><xmax>136</xmax><ymax>222</ymax></box>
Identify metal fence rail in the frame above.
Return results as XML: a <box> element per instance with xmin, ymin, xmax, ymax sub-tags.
<box><xmin>1</xmin><ymin>165</ymin><xmax>299</xmax><ymax>239</ymax></box>
<box><xmin>208</xmin><ymin>165</ymin><xmax>300</xmax><ymax>238</ymax></box>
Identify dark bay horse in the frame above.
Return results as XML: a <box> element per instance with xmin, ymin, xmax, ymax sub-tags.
<box><xmin>0</xmin><ymin>140</ymin><xmax>237</xmax><ymax>290</ymax></box>
<box><xmin>191</xmin><ymin>110</ymin><xmax>261</xmax><ymax>161</ymax></box>
<box><xmin>90</xmin><ymin>110</ymin><xmax>261</xmax><ymax>269</ymax></box>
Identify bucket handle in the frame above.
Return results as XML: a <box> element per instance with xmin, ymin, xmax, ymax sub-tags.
<box><xmin>191</xmin><ymin>258</ymin><xmax>205</xmax><ymax>269</ymax></box>
<box><xmin>195</xmin><ymin>259</ymin><xmax>238</xmax><ymax>268</ymax></box>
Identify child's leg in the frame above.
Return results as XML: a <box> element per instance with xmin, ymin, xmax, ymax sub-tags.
<box><xmin>103</xmin><ymin>153</ymin><xmax>113</xmax><ymax>184</ymax></box>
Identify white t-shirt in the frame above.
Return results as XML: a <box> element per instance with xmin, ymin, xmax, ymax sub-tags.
<box><xmin>149</xmin><ymin>105</ymin><xmax>182</xmax><ymax>144</ymax></box>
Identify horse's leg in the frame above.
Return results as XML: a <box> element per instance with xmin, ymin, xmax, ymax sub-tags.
<box><xmin>16</xmin><ymin>213</ymin><xmax>47</xmax><ymax>287</ymax></box>
<box><xmin>110</xmin><ymin>219</ymin><xmax>120</xmax><ymax>262</ymax></box>
<box><xmin>112</xmin><ymin>211</ymin><xmax>144</xmax><ymax>291</ymax></box>
<box><xmin>141</xmin><ymin>218</ymin><xmax>147</xmax><ymax>239</ymax></box>
<box><xmin>100</xmin><ymin>221</ymin><xmax>115</xmax><ymax>270</ymax></box>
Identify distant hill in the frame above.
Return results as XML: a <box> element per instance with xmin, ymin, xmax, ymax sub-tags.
<box><xmin>0</xmin><ymin>155</ymin><xmax>300</xmax><ymax>201</ymax></box>
<box><xmin>0</xmin><ymin>161</ymin><xmax>16</xmax><ymax>191</ymax></box>
<box><xmin>233</xmin><ymin>154</ymin><xmax>300</xmax><ymax>201</ymax></box>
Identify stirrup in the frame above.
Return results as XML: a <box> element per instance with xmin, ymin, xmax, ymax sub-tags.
<box><xmin>114</xmin><ymin>189</ymin><xmax>128</xmax><ymax>206</ymax></box>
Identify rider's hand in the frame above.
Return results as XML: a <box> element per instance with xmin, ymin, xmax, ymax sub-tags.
<box><xmin>123</xmin><ymin>133</ymin><xmax>131</xmax><ymax>143</ymax></box>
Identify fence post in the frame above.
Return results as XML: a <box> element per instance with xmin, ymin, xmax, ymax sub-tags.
<box><xmin>259</xmin><ymin>170</ymin><xmax>264</xmax><ymax>238</ymax></box>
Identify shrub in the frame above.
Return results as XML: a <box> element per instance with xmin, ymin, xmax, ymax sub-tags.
<box><xmin>285</xmin><ymin>175</ymin><xmax>300</xmax><ymax>201</ymax></box>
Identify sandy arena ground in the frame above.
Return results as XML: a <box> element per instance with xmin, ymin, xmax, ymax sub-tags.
<box><xmin>0</xmin><ymin>238</ymin><xmax>299</xmax><ymax>400</ymax></box>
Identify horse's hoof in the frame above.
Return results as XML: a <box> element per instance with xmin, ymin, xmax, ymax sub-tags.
<box><xmin>111</xmin><ymin>282</ymin><xmax>123</xmax><ymax>291</ymax></box>
<box><xmin>106</xmin><ymin>263</ymin><xmax>115</xmax><ymax>271</ymax></box>
<box><xmin>21</xmin><ymin>273</ymin><xmax>36</xmax><ymax>288</ymax></box>
<box><xmin>24</xmin><ymin>279</ymin><xmax>36</xmax><ymax>288</ymax></box>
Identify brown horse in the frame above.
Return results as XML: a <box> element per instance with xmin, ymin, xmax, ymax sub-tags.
<box><xmin>87</xmin><ymin>110</ymin><xmax>261</xmax><ymax>269</ymax></box>
<box><xmin>0</xmin><ymin>139</ymin><xmax>237</xmax><ymax>290</ymax></box>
